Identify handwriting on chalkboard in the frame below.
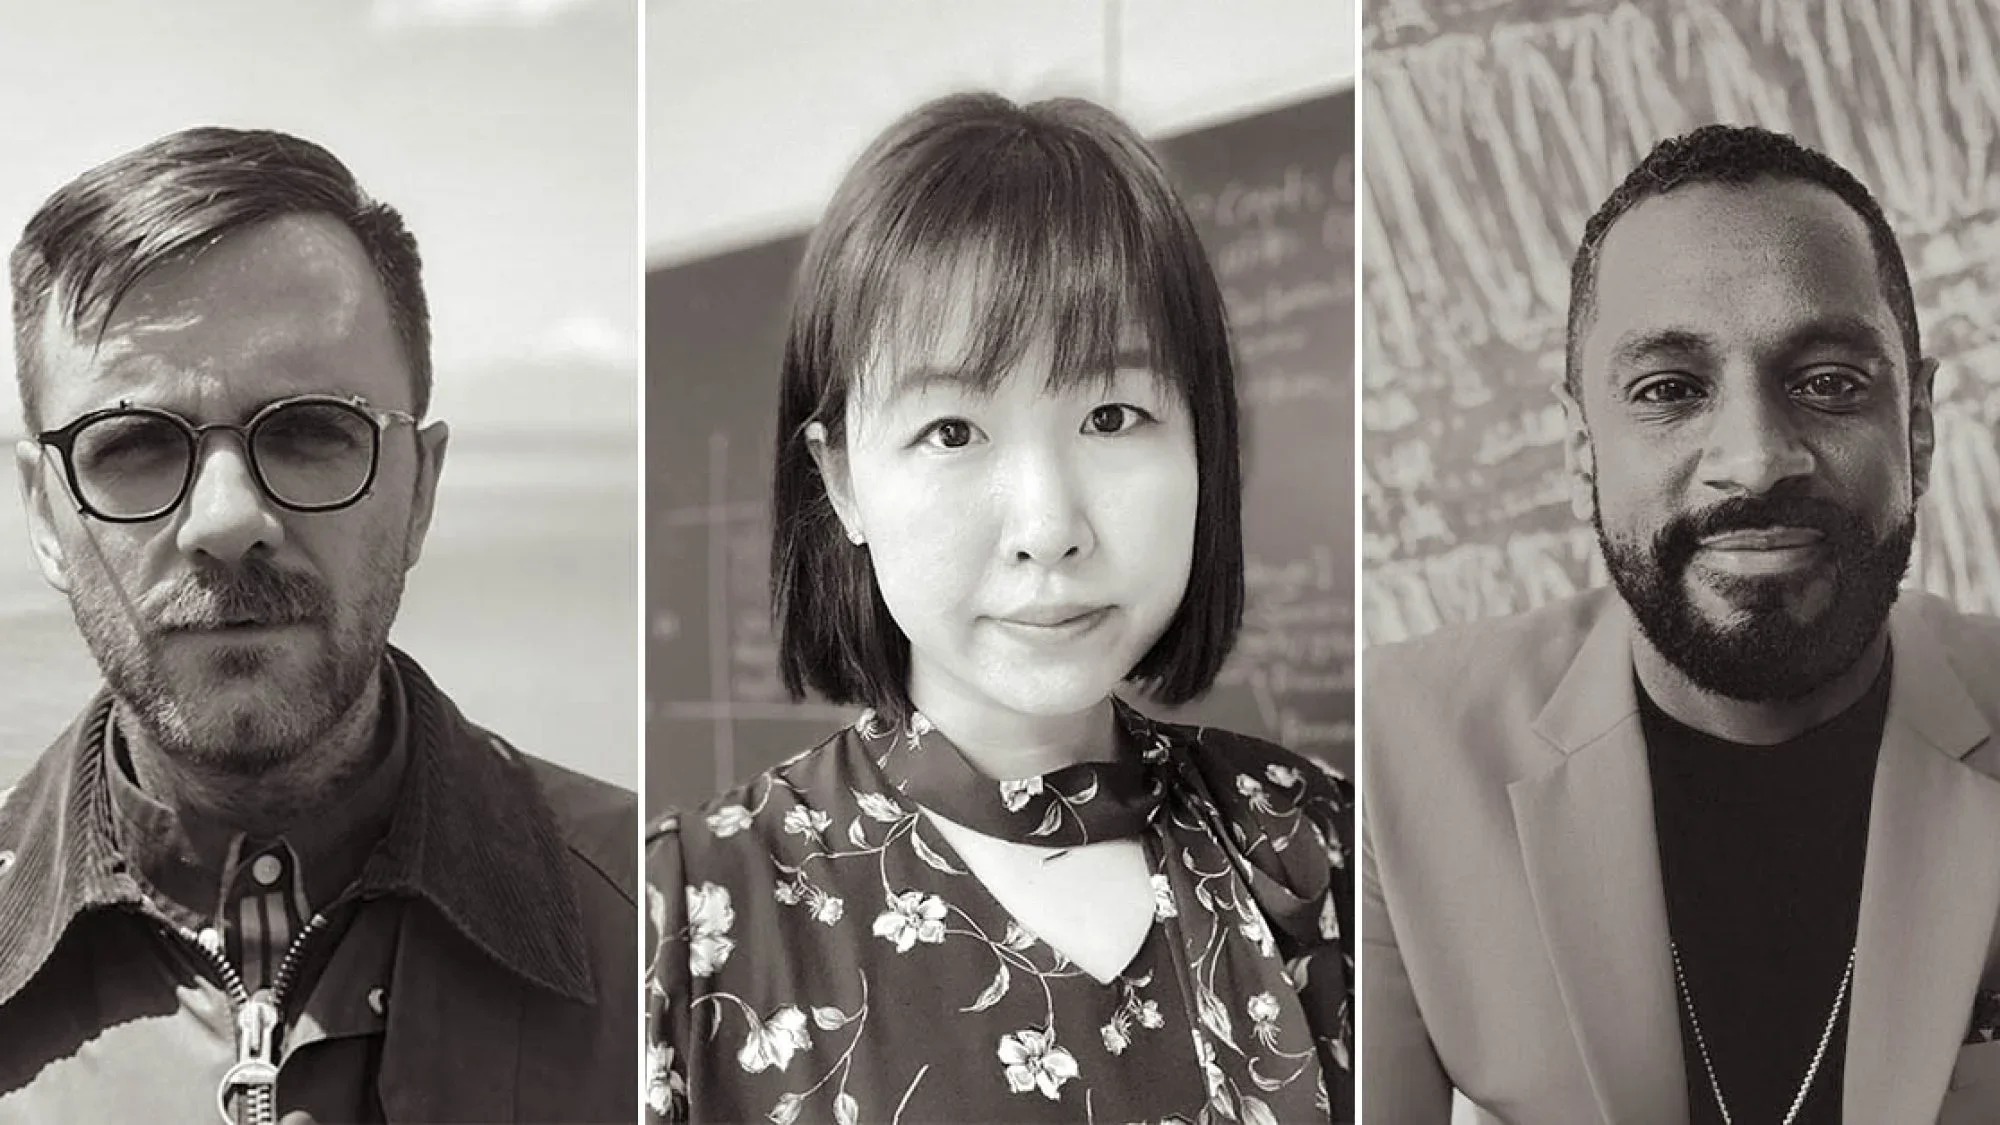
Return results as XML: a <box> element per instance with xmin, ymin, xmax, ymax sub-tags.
<box><xmin>1363</xmin><ymin>0</ymin><xmax>2000</xmax><ymax>645</ymax></box>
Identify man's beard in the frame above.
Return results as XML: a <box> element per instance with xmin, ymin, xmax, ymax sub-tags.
<box><xmin>1594</xmin><ymin>486</ymin><xmax>1914</xmax><ymax>703</ymax></box>
<box><xmin>68</xmin><ymin>550</ymin><xmax>407</xmax><ymax>776</ymax></box>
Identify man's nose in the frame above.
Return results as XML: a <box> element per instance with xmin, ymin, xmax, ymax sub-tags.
<box><xmin>1698</xmin><ymin>385</ymin><xmax>1816</xmax><ymax>496</ymax></box>
<box><xmin>174</xmin><ymin>440</ymin><xmax>285</xmax><ymax>562</ymax></box>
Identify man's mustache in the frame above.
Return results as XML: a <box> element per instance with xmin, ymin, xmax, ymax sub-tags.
<box><xmin>1656</xmin><ymin>493</ymin><xmax>1865</xmax><ymax>560</ymax></box>
<box><xmin>144</xmin><ymin>560</ymin><xmax>333</xmax><ymax>630</ymax></box>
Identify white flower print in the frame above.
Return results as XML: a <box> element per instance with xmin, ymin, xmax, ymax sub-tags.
<box><xmin>854</xmin><ymin>789</ymin><xmax>905</xmax><ymax>822</ymax></box>
<box><xmin>907</xmin><ymin>712</ymin><xmax>935</xmax><ymax>740</ymax></box>
<box><xmin>782</xmin><ymin>806</ymin><xmax>832</xmax><ymax>839</ymax></box>
<box><xmin>1136</xmin><ymin>999</ymin><xmax>1164</xmax><ymax>1029</ymax></box>
<box><xmin>645</xmin><ymin>1040</ymin><xmax>686</xmax><ymax>1117</ymax></box>
<box><xmin>1151</xmin><ymin>873</ymin><xmax>1178</xmax><ymax>920</ymax></box>
<box><xmin>999</xmin><ymin>776</ymin><xmax>1045</xmax><ymax>812</ymax></box>
<box><xmin>686</xmin><ymin>883</ymin><xmax>736</xmax><ymax>977</ymax></box>
<box><xmin>1248</xmin><ymin>991</ymin><xmax>1284</xmax><ymax>1049</ymax></box>
<box><xmin>1320</xmin><ymin>891</ymin><xmax>1342</xmax><ymax>942</ymax></box>
<box><xmin>1239</xmin><ymin>907</ymin><xmax>1277</xmax><ymax>957</ymax></box>
<box><xmin>1101</xmin><ymin>1018</ymin><xmax>1130</xmax><ymax>1055</ymax></box>
<box><xmin>855</xmin><ymin>708</ymin><xmax>890</xmax><ymax>740</ymax></box>
<box><xmin>1194</xmin><ymin>1034</ymin><xmax>1232</xmax><ymax>1113</ymax></box>
<box><xmin>810</xmin><ymin>893</ymin><xmax>846</xmax><ymax>926</ymax></box>
<box><xmin>998</xmin><ymin>1029</ymin><xmax>1079</xmax><ymax>1100</ymax></box>
<box><xmin>646</xmin><ymin>882</ymin><xmax>667</xmax><ymax>939</ymax></box>
<box><xmin>1248</xmin><ymin>991</ymin><xmax>1282</xmax><ymax>1024</ymax></box>
<box><xmin>1265</xmin><ymin>763</ymin><xmax>1301</xmax><ymax>789</ymax></box>
<box><xmin>706</xmin><ymin>804</ymin><xmax>754</xmax><ymax>837</ymax></box>
<box><xmin>767</xmin><ymin>1092</ymin><xmax>803</xmax><ymax>1125</ymax></box>
<box><xmin>1235</xmin><ymin>774</ymin><xmax>1266</xmax><ymax>799</ymax></box>
<box><xmin>872</xmin><ymin>890</ymin><xmax>949</xmax><ymax>952</ymax></box>
<box><xmin>738</xmin><ymin>1005</ymin><xmax>812</xmax><ymax>1074</ymax></box>
<box><xmin>773</xmin><ymin>881</ymin><xmax>801</xmax><ymax>906</ymax></box>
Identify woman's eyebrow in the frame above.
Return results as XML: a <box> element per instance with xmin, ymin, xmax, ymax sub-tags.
<box><xmin>879</xmin><ymin>364</ymin><xmax>992</xmax><ymax>408</ymax></box>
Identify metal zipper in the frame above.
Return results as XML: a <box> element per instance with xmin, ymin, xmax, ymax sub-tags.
<box><xmin>162</xmin><ymin>910</ymin><xmax>336</xmax><ymax>1125</ymax></box>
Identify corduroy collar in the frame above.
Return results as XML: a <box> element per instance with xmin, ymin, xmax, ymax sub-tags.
<box><xmin>0</xmin><ymin>646</ymin><xmax>595</xmax><ymax>1007</ymax></box>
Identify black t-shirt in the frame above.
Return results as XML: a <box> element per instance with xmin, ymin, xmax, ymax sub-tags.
<box><xmin>1641</xmin><ymin>657</ymin><xmax>1888</xmax><ymax>1125</ymax></box>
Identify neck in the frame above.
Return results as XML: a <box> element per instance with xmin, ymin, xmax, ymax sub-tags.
<box><xmin>908</xmin><ymin>679</ymin><xmax>1119</xmax><ymax>780</ymax></box>
<box><xmin>122</xmin><ymin>671</ymin><xmax>389</xmax><ymax>840</ymax></box>
<box><xmin>1632</xmin><ymin>627</ymin><xmax>1889</xmax><ymax>745</ymax></box>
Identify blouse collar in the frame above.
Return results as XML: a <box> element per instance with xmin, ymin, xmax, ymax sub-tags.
<box><xmin>859</xmin><ymin>697</ymin><xmax>1170</xmax><ymax>846</ymax></box>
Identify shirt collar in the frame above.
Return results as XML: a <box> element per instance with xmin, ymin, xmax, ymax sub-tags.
<box><xmin>103</xmin><ymin>659</ymin><xmax>412</xmax><ymax>922</ymax></box>
<box><xmin>0</xmin><ymin>646</ymin><xmax>594</xmax><ymax>1007</ymax></box>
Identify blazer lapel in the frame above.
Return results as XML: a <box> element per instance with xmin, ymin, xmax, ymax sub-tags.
<box><xmin>1843</xmin><ymin>604</ymin><xmax>2000</xmax><ymax>1119</ymax></box>
<box><xmin>1510</xmin><ymin>601</ymin><xmax>1689</xmax><ymax>1124</ymax></box>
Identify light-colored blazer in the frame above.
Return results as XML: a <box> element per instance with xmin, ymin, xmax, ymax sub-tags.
<box><xmin>1362</xmin><ymin>587</ymin><xmax>2000</xmax><ymax>1124</ymax></box>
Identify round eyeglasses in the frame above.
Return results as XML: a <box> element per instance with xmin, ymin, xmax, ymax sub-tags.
<box><xmin>36</xmin><ymin>394</ymin><xmax>419</xmax><ymax>523</ymax></box>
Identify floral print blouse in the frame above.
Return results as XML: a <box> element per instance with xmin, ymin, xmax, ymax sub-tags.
<box><xmin>645</xmin><ymin>699</ymin><xmax>1354</xmax><ymax>1124</ymax></box>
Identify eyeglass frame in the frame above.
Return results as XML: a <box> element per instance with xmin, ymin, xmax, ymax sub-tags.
<box><xmin>34</xmin><ymin>392</ymin><xmax>422</xmax><ymax>524</ymax></box>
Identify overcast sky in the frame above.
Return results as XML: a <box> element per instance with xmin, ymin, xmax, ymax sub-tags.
<box><xmin>0</xmin><ymin>0</ymin><xmax>637</xmax><ymax>434</ymax></box>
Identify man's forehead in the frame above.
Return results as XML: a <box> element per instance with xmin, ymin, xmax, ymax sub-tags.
<box><xmin>33</xmin><ymin>213</ymin><xmax>399</xmax><ymax>414</ymax></box>
<box><xmin>1584</xmin><ymin>179</ymin><xmax>1893</xmax><ymax>362</ymax></box>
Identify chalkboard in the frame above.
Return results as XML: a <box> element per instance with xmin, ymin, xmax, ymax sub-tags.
<box><xmin>648</xmin><ymin>89</ymin><xmax>1355</xmax><ymax>816</ymax></box>
<box><xmin>1362</xmin><ymin>0</ymin><xmax>2000</xmax><ymax>646</ymax></box>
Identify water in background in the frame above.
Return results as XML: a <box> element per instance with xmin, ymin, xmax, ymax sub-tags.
<box><xmin>0</xmin><ymin>428</ymin><xmax>639</xmax><ymax>790</ymax></box>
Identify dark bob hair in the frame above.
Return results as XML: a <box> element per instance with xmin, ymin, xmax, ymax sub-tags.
<box><xmin>771</xmin><ymin>92</ymin><xmax>1245</xmax><ymax>722</ymax></box>
<box><xmin>12</xmin><ymin>126</ymin><xmax>431</xmax><ymax>430</ymax></box>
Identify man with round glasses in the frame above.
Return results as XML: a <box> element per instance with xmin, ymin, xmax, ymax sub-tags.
<box><xmin>0</xmin><ymin>128</ymin><xmax>635</xmax><ymax>1122</ymax></box>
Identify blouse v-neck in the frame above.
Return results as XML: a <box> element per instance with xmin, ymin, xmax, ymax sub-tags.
<box><xmin>878</xmin><ymin>703</ymin><xmax>1171</xmax><ymax>986</ymax></box>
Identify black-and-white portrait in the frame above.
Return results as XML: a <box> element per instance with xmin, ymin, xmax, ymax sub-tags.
<box><xmin>1361</xmin><ymin>2</ymin><xmax>2000</xmax><ymax>1122</ymax></box>
<box><xmin>646</xmin><ymin>3</ymin><xmax>1358</xmax><ymax>1122</ymax></box>
<box><xmin>0</xmin><ymin>3</ymin><xmax>639</xmax><ymax>1122</ymax></box>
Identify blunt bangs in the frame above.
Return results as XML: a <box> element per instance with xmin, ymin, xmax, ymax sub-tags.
<box><xmin>772</xmin><ymin>92</ymin><xmax>1245</xmax><ymax>719</ymax></box>
<box><xmin>836</xmin><ymin>144</ymin><xmax>1177</xmax><ymax>415</ymax></box>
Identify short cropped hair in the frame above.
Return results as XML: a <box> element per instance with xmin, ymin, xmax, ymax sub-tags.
<box><xmin>12</xmin><ymin>127</ymin><xmax>431</xmax><ymax>429</ymax></box>
<box><xmin>771</xmin><ymin>92</ymin><xmax>1245</xmax><ymax>722</ymax></box>
<box><xmin>1564</xmin><ymin>124</ymin><xmax>1918</xmax><ymax>400</ymax></box>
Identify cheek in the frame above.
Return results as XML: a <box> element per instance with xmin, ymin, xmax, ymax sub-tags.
<box><xmin>292</xmin><ymin>506</ymin><xmax>408</xmax><ymax>601</ymax></box>
<box><xmin>849</xmin><ymin>458</ymin><xmax>991</xmax><ymax>623</ymax></box>
<box><xmin>1096</xmin><ymin>446</ymin><xmax>1198</xmax><ymax>594</ymax></box>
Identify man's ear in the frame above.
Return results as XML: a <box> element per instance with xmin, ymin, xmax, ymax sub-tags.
<box><xmin>805</xmin><ymin>421</ymin><xmax>864</xmax><ymax>545</ymax></box>
<box><xmin>1910</xmin><ymin>356</ymin><xmax>1939</xmax><ymax>502</ymax></box>
<box><xmin>401</xmin><ymin>421</ymin><xmax>451</xmax><ymax>570</ymax></box>
<box><xmin>16</xmin><ymin>440</ymin><xmax>71</xmax><ymax>594</ymax></box>
<box><xmin>1553</xmin><ymin>384</ymin><xmax>1597</xmax><ymax>523</ymax></box>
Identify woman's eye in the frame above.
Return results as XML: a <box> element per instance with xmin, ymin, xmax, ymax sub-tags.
<box><xmin>918</xmin><ymin>418</ymin><xmax>978</xmax><ymax>450</ymax></box>
<box><xmin>1085</xmin><ymin>404</ymin><xmax>1152</xmax><ymax>434</ymax></box>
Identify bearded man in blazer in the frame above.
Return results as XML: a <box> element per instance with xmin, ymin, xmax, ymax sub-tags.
<box><xmin>1363</xmin><ymin>124</ymin><xmax>2000</xmax><ymax>1123</ymax></box>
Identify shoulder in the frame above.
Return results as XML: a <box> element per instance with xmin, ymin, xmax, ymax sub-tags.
<box><xmin>1895</xmin><ymin>588</ymin><xmax>2000</xmax><ymax>663</ymax></box>
<box><xmin>511</xmin><ymin>747</ymin><xmax>637</xmax><ymax>900</ymax></box>
<box><xmin>1141</xmin><ymin>713</ymin><xmax>1352</xmax><ymax>867</ymax></box>
<box><xmin>1154</xmin><ymin>716</ymin><xmax>1350</xmax><ymax>808</ymax></box>
<box><xmin>516</xmin><ymin>744</ymin><xmax>632</xmax><ymax>892</ymax></box>
<box><xmin>644</xmin><ymin>722</ymin><xmax>861</xmax><ymax>890</ymax></box>
<box><xmin>1365</xmin><ymin>587</ymin><xmax>1611</xmax><ymax>702</ymax></box>
<box><xmin>1141</xmin><ymin>714</ymin><xmax>1352</xmax><ymax>946</ymax></box>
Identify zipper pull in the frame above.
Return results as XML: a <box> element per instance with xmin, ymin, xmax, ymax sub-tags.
<box><xmin>215</xmin><ymin>990</ymin><xmax>280</xmax><ymax>1124</ymax></box>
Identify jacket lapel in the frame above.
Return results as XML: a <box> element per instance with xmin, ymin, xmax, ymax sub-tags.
<box><xmin>1510</xmin><ymin>601</ymin><xmax>1688</xmax><ymax>1124</ymax></box>
<box><xmin>1843</xmin><ymin>604</ymin><xmax>2000</xmax><ymax>1119</ymax></box>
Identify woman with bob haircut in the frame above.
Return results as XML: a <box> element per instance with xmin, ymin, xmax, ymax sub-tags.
<box><xmin>646</xmin><ymin>92</ymin><xmax>1353</xmax><ymax>1124</ymax></box>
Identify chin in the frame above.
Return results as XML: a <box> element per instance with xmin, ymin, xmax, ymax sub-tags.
<box><xmin>973</xmin><ymin>663</ymin><xmax>1129</xmax><ymax>719</ymax></box>
<box><xmin>152</xmin><ymin>703</ymin><xmax>318</xmax><ymax>776</ymax></box>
